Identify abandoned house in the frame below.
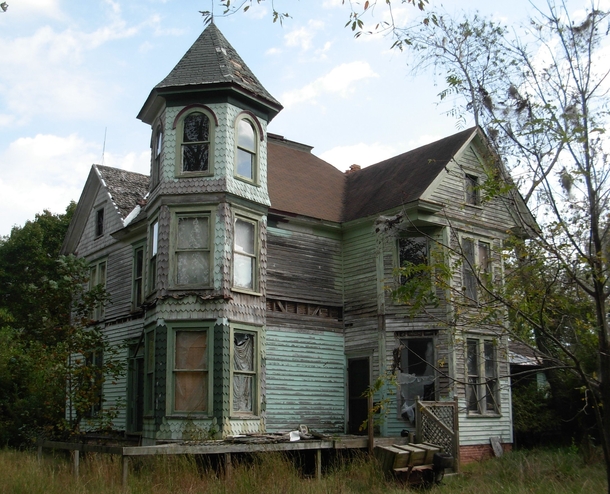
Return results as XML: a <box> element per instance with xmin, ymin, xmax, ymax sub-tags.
<box><xmin>61</xmin><ymin>22</ymin><xmax>534</xmax><ymax>463</ymax></box>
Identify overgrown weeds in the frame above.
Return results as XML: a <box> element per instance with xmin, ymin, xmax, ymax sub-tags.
<box><xmin>0</xmin><ymin>447</ymin><xmax>606</xmax><ymax>493</ymax></box>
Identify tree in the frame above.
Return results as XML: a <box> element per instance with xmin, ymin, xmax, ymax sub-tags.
<box><xmin>200</xmin><ymin>0</ymin><xmax>431</xmax><ymax>38</ymax></box>
<box><xmin>396</xmin><ymin>1</ymin><xmax>610</xmax><ymax>488</ymax></box>
<box><xmin>0</xmin><ymin>208</ymin><xmax>124</xmax><ymax>446</ymax></box>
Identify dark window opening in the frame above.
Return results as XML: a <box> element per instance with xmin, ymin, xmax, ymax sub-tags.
<box><xmin>96</xmin><ymin>208</ymin><xmax>104</xmax><ymax>237</ymax></box>
<box><xmin>182</xmin><ymin>112</ymin><xmax>210</xmax><ymax>173</ymax></box>
<box><xmin>398</xmin><ymin>236</ymin><xmax>428</xmax><ymax>285</ymax></box>
<box><xmin>466</xmin><ymin>174</ymin><xmax>480</xmax><ymax>205</ymax></box>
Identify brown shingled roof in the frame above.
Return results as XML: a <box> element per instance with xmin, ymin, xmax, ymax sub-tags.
<box><xmin>342</xmin><ymin>127</ymin><xmax>476</xmax><ymax>222</ymax></box>
<box><xmin>267</xmin><ymin>136</ymin><xmax>345</xmax><ymax>223</ymax></box>
<box><xmin>95</xmin><ymin>165</ymin><xmax>149</xmax><ymax>219</ymax></box>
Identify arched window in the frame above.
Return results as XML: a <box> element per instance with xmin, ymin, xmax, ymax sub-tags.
<box><xmin>236</xmin><ymin>118</ymin><xmax>257</xmax><ymax>181</ymax></box>
<box><xmin>181</xmin><ymin>111</ymin><xmax>211</xmax><ymax>173</ymax></box>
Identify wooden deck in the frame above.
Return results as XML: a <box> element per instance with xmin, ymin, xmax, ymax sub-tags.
<box><xmin>37</xmin><ymin>436</ymin><xmax>409</xmax><ymax>487</ymax></box>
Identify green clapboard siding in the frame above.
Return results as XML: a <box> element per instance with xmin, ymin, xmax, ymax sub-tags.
<box><xmin>265</xmin><ymin>329</ymin><xmax>345</xmax><ymax>433</ymax></box>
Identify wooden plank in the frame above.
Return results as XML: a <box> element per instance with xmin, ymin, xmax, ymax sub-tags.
<box><xmin>122</xmin><ymin>456</ymin><xmax>129</xmax><ymax>489</ymax></box>
<box><xmin>122</xmin><ymin>440</ymin><xmax>335</xmax><ymax>456</ymax></box>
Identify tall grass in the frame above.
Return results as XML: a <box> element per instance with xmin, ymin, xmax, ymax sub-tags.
<box><xmin>0</xmin><ymin>447</ymin><xmax>606</xmax><ymax>493</ymax></box>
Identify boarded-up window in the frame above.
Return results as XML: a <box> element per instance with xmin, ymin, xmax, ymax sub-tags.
<box><xmin>233</xmin><ymin>332</ymin><xmax>255</xmax><ymax>414</ymax></box>
<box><xmin>175</xmin><ymin>215</ymin><xmax>210</xmax><ymax>286</ymax></box>
<box><xmin>467</xmin><ymin>338</ymin><xmax>499</xmax><ymax>414</ymax></box>
<box><xmin>174</xmin><ymin>331</ymin><xmax>208</xmax><ymax>413</ymax></box>
<box><xmin>233</xmin><ymin>218</ymin><xmax>257</xmax><ymax>290</ymax></box>
<box><xmin>397</xmin><ymin>338</ymin><xmax>435</xmax><ymax>423</ymax></box>
<box><xmin>182</xmin><ymin>112</ymin><xmax>210</xmax><ymax>173</ymax></box>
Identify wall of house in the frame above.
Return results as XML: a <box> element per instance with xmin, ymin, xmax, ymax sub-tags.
<box><xmin>265</xmin><ymin>324</ymin><xmax>345</xmax><ymax>433</ymax></box>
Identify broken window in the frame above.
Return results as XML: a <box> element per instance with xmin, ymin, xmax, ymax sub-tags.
<box><xmin>182</xmin><ymin>112</ymin><xmax>210</xmax><ymax>173</ymax></box>
<box><xmin>174</xmin><ymin>214</ymin><xmax>210</xmax><ymax>286</ymax></box>
<box><xmin>233</xmin><ymin>218</ymin><xmax>257</xmax><ymax>291</ymax></box>
<box><xmin>174</xmin><ymin>330</ymin><xmax>208</xmax><ymax>413</ymax></box>
<box><xmin>233</xmin><ymin>331</ymin><xmax>256</xmax><ymax>414</ymax></box>
<box><xmin>397</xmin><ymin>338</ymin><xmax>435</xmax><ymax>423</ymax></box>
<box><xmin>398</xmin><ymin>236</ymin><xmax>428</xmax><ymax>285</ymax></box>
<box><xmin>466</xmin><ymin>338</ymin><xmax>499</xmax><ymax>414</ymax></box>
<box><xmin>85</xmin><ymin>349</ymin><xmax>104</xmax><ymax>418</ymax></box>
<box><xmin>236</xmin><ymin>117</ymin><xmax>257</xmax><ymax>181</ymax></box>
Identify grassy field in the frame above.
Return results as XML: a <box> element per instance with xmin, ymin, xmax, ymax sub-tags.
<box><xmin>0</xmin><ymin>447</ymin><xmax>606</xmax><ymax>493</ymax></box>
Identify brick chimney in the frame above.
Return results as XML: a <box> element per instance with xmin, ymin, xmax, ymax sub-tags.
<box><xmin>345</xmin><ymin>164</ymin><xmax>361</xmax><ymax>175</ymax></box>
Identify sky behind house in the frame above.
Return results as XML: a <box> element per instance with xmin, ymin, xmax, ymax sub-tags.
<box><xmin>0</xmin><ymin>0</ymin><xmax>599</xmax><ymax>237</ymax></box>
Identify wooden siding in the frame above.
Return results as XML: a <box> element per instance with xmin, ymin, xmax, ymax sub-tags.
<box><xmin>267</xmin><ymin>225</ymin><xmax>342</xmax><ymax>305</ymax></box>
<box><xmin>265</xmin><ymin>325</ymin><xmax>345</xmax><ymax>433</ymax></box>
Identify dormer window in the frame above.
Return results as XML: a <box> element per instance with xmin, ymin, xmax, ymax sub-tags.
<box><xmin>235</xmin><ymin>117</ymin><xmax>257</xmax><ymax>182</ymax></box>
<box><xmin>181</xmin><ymin>111</ymin><xmax>211</xmax><ymax>174</ymax></box>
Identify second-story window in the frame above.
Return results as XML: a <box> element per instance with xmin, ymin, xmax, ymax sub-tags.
<box><xmin>152</xmin><ymin>124</ymin><xmax>163</xmax><ymax>188</ymax></box>
<box><xmin>233</xmin><ymin>217</ymin><xmax>257</xmax><ymax>291</ymax></box>
<box><xmin>465</xmin><ymin>174</ymin><xmax>480</xmax><ymax>205</ymax></box>
<box><xmin>235</xmin><ymin>117</ymin><xmax>257</xmax><ymax>181</ymax></box>
<box><xmin>148</xmin><ymin>220</ymin><xmax>158</xmax><ymax>294</ymax></box>
<box><xmin>174</xmin><ymin>214</ymin><xmax>211</xmax><ymax>287</ymax></box>
<box><xmin>182</xmin><ymin>112</ymin><xmax>210</xmax><ymax>173</ymax></box>
<box><xmin>132</xmin><ymin>245</ymin><xmax>144</xmax><ymax>309</ymax></box>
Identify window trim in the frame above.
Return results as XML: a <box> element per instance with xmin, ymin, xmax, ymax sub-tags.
<box><xmin>89</xmin><ymin>257</ymin><xmax>107</xmax><ymax>321</ymax></box>
<box><xmin>466</xmin><ymin>337</ymin><xmax>500</xmax><ymax>416</ymax></box>
<box><xmin>232</xmin><ymin>212</ymin><xmax>260</xmax><ymax>295</ymax></box>
<box><xmin>95</xmin><ymin>207</ymin><xmax>105</xmax><ymax>238</ymax></box>
<box><xmin>396</xmin><ymin>336</ymin><xmax>437</xmax><ymax>422</ymax></box>
<box><xmin>465</xmin><ymin>173</ymin><xmax>481</xmax><ymax>206</ymax></box>
<box><xmin>396</xmin><ymin>235</ymin><xmax>429</xmax><ymax>286</ymax></box>
<box><xmin>152</xmin><ymin>121</ymin><xmax>164</xmax><ymax>189</ymax></box>
<box><xmin>234</xmin><ymin>113</ymin><xmax>261</xmax><ymax>184</ymax></box>
<box><xmin>168</xmin><ymin>322</ymin><xmax>214</xmax><ymax>417</ymax></box>
<box><xmin>230</xmin><ymin>323</ymin><xmax>261</xmax><ymax>418</ymax></box>
<box><xmin>169</xmin><ymin>207</ymin><xmax>215</xmax><ymax>290</ymax></box>
<box><xmin>147</xmin><ymin>219</ymin><xmax>159</xmax><ymax>296</ymax></box>
<box><xmin>460</xmin><ymin>236</ymin><xmax>494</xmax><ymax>304</ymax></box>
<box><xmin>144</xmin><ymin>328</ymin><xmax>155</xmax><ymax>417</ymax></box>
<box><xmin>173</xmin><ymin>105</ymin><xmax>217</xmax><ymax>178</ymax></box>
<box><xmin>131</xmin><ymin>243</ymin><xmax>145</xmax><ymax>310</ymax></box>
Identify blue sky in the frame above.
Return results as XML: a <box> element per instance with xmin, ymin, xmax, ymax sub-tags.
<box><xmin>0</xmin><ymin>0</ymin><xmax>596</xmax><ymax>236</ymax></box>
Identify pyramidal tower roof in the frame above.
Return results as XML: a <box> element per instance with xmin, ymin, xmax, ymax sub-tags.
<box><xmin>138</xmin><ymin>22</ymin><xmax>282</xmax><ymax>123</ymax></box>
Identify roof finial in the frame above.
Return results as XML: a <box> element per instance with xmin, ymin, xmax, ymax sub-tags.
<box><xmin>200</xmin><ymin>0</ymin><xmax>214</xmax><ymax>26</ymax></box>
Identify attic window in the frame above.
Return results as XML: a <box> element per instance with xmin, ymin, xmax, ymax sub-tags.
<box><xmin>465</xmin><ymin>174</ymin><xmax>480</xmax><ymax>205</ymax></box>
<box><xmin>96</xmin><ymin>208</ymin><xmax>104</xmax><ymax>237</ymax></box>
<box><xmin>182</xmin><ymin>112</ymin><xmax>210</xmax><ymax>173</ymax></box>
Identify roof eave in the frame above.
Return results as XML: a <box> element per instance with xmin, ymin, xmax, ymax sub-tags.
<box><xmin>137</xmin><ymin>82</ymin><xmax>283</xmax><ymax>125</ymax></box>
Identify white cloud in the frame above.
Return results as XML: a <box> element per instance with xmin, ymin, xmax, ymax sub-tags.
<box><xmin>0</xmin><ymin>17</ymin><xmax>143</xmax><ymax>125</ymax></box>
<box><xmin>284</xmin><ymin>20</ymin><xmax>324</xmax><ymax>51</ymax></box>
<box><xmin>8</xmin><ymin>0</ymin><xmax>66</xmax><ymax>20</ymax></box>
<box><xmin>266</xmin><ymin>47</ymin><xmax>282</xmax><ymax>56</ymax></box>
<box><xmin>319</xmin><ymin>142</ymin><xmax>398</xmax><ymax>171</ymax></box>
<box><xmin>281</xmin><ymin>61</ymin><xmax>378</xmax><ymax>107</ymax></box>
<box><xmin>0</xmin><ymin>133</ymin><xmax>149</xmax><ymax>236</ymax></box>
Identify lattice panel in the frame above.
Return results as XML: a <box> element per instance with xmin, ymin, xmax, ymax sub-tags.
<box><xmin>417</xmin><ymin>402</ymin><xmax>457</xmax><ymax>459</ymax></box>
